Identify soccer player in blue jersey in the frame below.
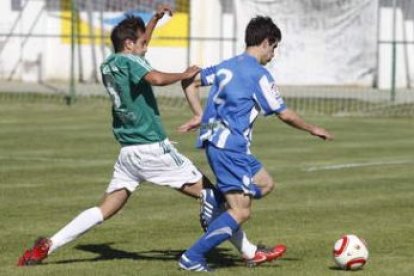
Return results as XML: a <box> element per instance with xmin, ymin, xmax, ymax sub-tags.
<box><xmin>178</xmin><ymin>16</ymin><xmax>333</xmax><ymax>271</ymax></box>
<box><xmin>17</xmin><ymin>6</ymin><xmax>280</xmax><ymax>268</ymax></box>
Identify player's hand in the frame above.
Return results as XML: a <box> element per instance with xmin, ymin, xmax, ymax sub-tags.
<box><xmin>310</xmin><ymin>127</ymin><xmax>334</xmax><ymax>140</ymax></box>
<box><xmin>177</xmin><ymin>115</ymin><xmax>202</xmax><ymax>133</ymax></box>
<box><xmin>154</xmin><ymin>3</ymin><xmax>173</xmax><ymax>20</ymax></box>
<box><xmin>183</xmin><ymin>65</ymin><xmax>201</xmax><ymax>79</ymax></box>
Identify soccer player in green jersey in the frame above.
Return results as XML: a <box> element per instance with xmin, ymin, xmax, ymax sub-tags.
<box><xmin>17</xmin><ymin>5</ymin><xmax>282</xmax><ymax>268</ymax></box>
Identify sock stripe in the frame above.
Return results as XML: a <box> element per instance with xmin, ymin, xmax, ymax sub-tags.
<box><xmin>205</xmin><ymin>226</ymin><xmax>233</xmax><ymax>239</ymax></box>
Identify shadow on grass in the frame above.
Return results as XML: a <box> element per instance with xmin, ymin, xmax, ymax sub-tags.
<box><xmin>48</xmin><ymin>243</ymin><xmax>300</xmax><ymax>269</ymax></box>
<box><xmin>49</xmin><ymin>243</ymin><xmax>242</xmax><ymax>268</ymax></box>
<box><xmin>329</xmin><ymin>265</ymin><xmax>364</xmax><ymax>271</ymax></box>
<box><xmin>329</xmin><ymin>266</ymin><xmax>343</xmax><ymax>271</ymax></box>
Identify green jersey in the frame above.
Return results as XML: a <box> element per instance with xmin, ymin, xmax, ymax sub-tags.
<box><xmin>100</xmin><ymin>53</ymin><xmax>167</xmax><ymax>145</ymax></box>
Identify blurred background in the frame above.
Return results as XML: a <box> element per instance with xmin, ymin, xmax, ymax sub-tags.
<box><xmin>0</xmin><ymin>0</ymin><xmax>413</xmax><ymax>116</ymax></box>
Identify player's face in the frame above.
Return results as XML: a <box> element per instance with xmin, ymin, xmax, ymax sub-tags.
<box><xmin>260</xmin><ymin>40</ymin><xmax>278</xmax><ymax>65</ymax></box>
<box><xmin>131</xmin><ymin>30</ymin><xmax>148</xmax><ymax>56</ymax></box>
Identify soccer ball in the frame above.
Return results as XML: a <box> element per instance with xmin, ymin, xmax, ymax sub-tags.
<box><xmin>333</xmin><ymin>234</ymin><xmax>369</xmax><ymax>270</ymax></box>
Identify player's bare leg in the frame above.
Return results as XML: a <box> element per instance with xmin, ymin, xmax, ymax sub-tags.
<box><xmin>225</xmin><ymin>192</ymin><xmax>252</xmax><ymax>224</ymax></box>
<box><xmin>179</xmin><ymin>176</ymin><xmax>266</xmax><ymax>260</ymax></box>
<box><xmin>241</xmin><ymin>167</ymin><xmax>286</xmax><ymax>266</ymax></box>
<box><xmin>99</xmin><ymin>188</ymin><xmax>130</xmax><ymax>219</ymax></box>
<box><xmin>17</xmin><ymin>189</ymin><xmax>130</xmax><ymax>266</ymax></box>
<box><xmin>198</xmin><ymin>167</ymin><xmax>286</xmax><ymax>266</ymax></box>
<box><xmin>180</xmin><ymin>191</ymin><xmax>252</xmax><ymax>271</ymax></box>
<box><xmin>186</xmin><ymin>175</ymin><xmax>284</xmax><ymax>266</ymax></box>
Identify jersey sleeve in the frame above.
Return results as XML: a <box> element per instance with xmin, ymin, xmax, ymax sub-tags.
<box><xmin>127</xmin><ymin>55</ymin><xmax>153</xmax><ymax>84</ymax></box>
<box><xmin>200</xmin><ymin>66</ymin><xmax>217</xmax><ymax>86</ymax></box>
<box><xmin>253</xmin><ymin>71</ymin><xmax>287</xmax><ymax>116</ymax></box>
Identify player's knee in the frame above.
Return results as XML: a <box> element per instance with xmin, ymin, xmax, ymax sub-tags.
<box><xmin>267</xmin><ymin>179</ymin><xmax>276</xmax><ymax>193</ymax></box>
<box><xmin>240</xmin><ymin>208</ymin><xmax>251</xmax><ymax>222</ymax></box>
<box><xmin>231</xmin><ymin>207</ymin><xmax>251</xmax><ymax>223</ymax></box>
<box><xmin>99</xmin><ymin>189</ymin><xmax>130</xmax><ymax>220</ymax></box>
<box><xmin>260</xmin><ymin>177</ymin><xmax>275</xmax><ymax>196</ymax></box>
<box><xmin>253</xmin><ymin>169</ymin><xmax>276</xmax><ymax>197</ymax></box>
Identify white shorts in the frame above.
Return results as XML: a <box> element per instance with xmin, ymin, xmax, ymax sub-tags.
<box><xmin>106</xmin><ymin>139</ymin><xmax>202</xmax><ymax>194</ymax></box>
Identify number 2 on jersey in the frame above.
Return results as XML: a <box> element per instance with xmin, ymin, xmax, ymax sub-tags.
<box><xmin>213</xmin><ymin>69</ymin><xmax>233</xmax><ymax>105</ymax></box>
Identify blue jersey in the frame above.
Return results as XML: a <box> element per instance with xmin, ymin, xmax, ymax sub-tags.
<box><xmin>197</xmin><ymin>53</ymin><xmax>287</xmax><ymax>153</ymax></box>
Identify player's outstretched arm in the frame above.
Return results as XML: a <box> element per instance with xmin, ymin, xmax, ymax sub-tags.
<box><xmin>145</xmin><ymin>3</ymin><xmax>173</xmax><ymax>44</ymax></box>
<box><xmin>277</xmin><ymin>108</ymin><xmax>334</xmax><ymax>140</ymax></box>
<box><xmin>178</xmin><ymin>73</ymin><xmax>203</xmax><ymax>132</ymax></box>
<box><xmin>144</xmin><ymin>66</ymin><xmax>200</xmax><ymax>86</ymax></box>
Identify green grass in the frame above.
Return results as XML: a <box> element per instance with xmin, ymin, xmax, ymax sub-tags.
<box><xmin>0</xmin><ymin>98</ymin><xmax>413</xmax><ymax>275</ymax></box>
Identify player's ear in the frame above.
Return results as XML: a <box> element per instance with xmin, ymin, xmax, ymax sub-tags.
<box><xmin>261</xmin><ymin>38</ymin><xmax>270</xmax><ymax>49</ymax></box>
<box><xmin>124</xmin><ymin>38</ymin><xmax>134</xmax><ymax>50</ymax></box>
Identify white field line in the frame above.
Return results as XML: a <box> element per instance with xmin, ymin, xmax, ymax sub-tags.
<box><xmin>304</xmin><ymin>160</ymin><xmax>414</xmax><ymax>172</ymax></box>
<box><xmin>0</xmin><ymin>156</ymin><xmax>112</xmax><ymax>164</ymax></box>
<box><xmin>1</xmin><ymin>183</ymin><xmax>48</xmax><ymax>189</ymax></box>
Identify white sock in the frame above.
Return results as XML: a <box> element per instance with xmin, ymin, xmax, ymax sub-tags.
<box><xmin>229</xmin><ymin>228</ymin><xmax>257</xmax><ymax>259</ymax></box>
<box><xmin>48</xmin><ymin>207</ymin><xmax>104</xmax><ymax>254</ymax></box>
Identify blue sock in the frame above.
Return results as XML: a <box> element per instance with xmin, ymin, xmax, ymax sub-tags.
<box><xmin>185</xmin><ymin>212</ymin><xmax>239</xmax><ymax>262</ymax></box>
<box><xmin>251</xmin><ymin>184</ymin><xmax>263</xmax><ymax>199</ymax></box>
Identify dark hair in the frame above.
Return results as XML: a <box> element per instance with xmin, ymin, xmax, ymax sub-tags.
<box><xmin>245</xmin><ymin>16</ymin><xmax>281</xmax><ymax>47</ymax></box>
<box><xmin>110</xmin><ymin>15</ymin><xmax>146</xmax><ymax>53</ymax></box>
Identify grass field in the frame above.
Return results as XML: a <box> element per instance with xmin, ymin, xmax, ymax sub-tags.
<box><xmin>0</xmin><ymin>97</ymin><xmax>413</xmax><ymax>275</ymax></box>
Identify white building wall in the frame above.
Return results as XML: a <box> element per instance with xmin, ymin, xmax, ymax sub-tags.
<box><xmin>0</xmin><ymin>0</ymin><xmax>412</xmax><ymax>88</ymax></box>
<box><xmin>378</xmin><ymin>6</ymin><xmax>414</xmax><ymax>89</ymax></box>
<box><xmin>0</xmin><ymin>0</ymin><xmax>22</xmax><ymax>81</ymax></box>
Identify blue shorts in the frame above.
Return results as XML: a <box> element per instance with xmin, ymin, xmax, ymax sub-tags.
<box><xmin>205</xmin><ymin>144</ymin><xmax>263</xmax><ymax>195</ymax></box>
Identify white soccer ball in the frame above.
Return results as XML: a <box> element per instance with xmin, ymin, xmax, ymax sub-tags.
<box><xmin>333</xmin><ymin>234</ymin><xmax>369</xmax><ymax>270</ymax></box>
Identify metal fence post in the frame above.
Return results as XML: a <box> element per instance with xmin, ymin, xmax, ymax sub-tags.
<box><xmin>390</xmin><ymin>0</ymin><xmax>397</xmax><ymax>102</ymax></box>
<box><xmin>186</xmin><ymin>0</ymin><xmax>191</xmax><ymax>67</ymax></box>
<box><xmin>68</xmin><ymin>0</ymin><xmax>77</xmax><ymax>105</ymax></box>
